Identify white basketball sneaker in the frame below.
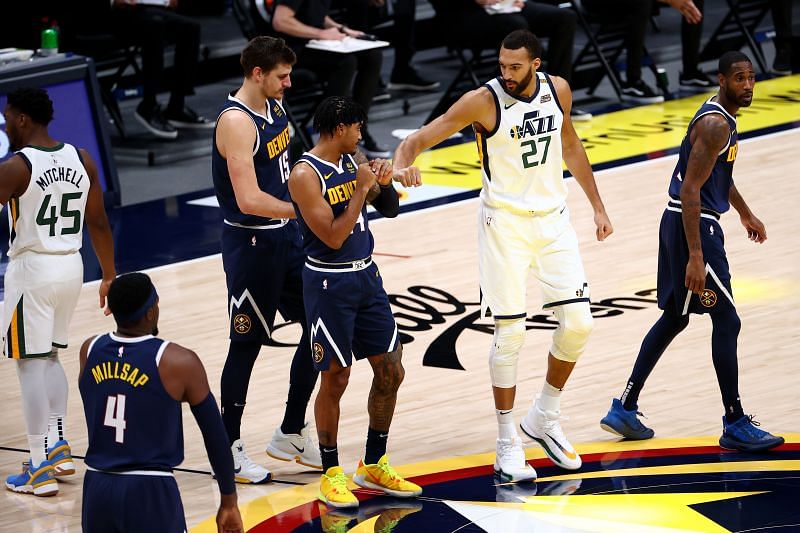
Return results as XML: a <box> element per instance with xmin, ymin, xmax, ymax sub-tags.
<box><xmin>494</xmin><ymin>436</ymin><xmax>537</xmax><ymax>482</ymax></box>
<box><xmin>520</xmin><ymin>398</ymin><xmax>582</xmax><ymax>470</ymax></box>
<box><xmin>231</xmin><ymin>439</ymin><xmax>272</xmax><ymax>484</ymax></box>
<box><xmin>266</xmin><ymin>424</ymin><xmax>322</xmax><ymax>469</ymax></box>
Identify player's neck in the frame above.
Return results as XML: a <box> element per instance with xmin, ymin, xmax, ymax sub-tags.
<box><xmin>310</xmin><ymin>139</ymin><xmax>344</xmax><ymax>165</ymax></box>
<box><xmin>518</xmin><ymin>74</ymin><xmax>539</xmax><ymax>99</ymax></box>
<box><xmin>23</xmin><ymin>130</ymin><xmax>56</xmax><ymax>149</ymax></box>
<box><xmin>115</xmin><ymin>327</ymin><xmax>153</xmax><ymax>338</ymax></box>
<box><xmin>714</xmin><ymin>92</ymin><xmax>739</xmax><ymax>116</ymax></box>
<box><xmin>235</xmin><ymin>83</ymin><xmax>269</xmax><ymax>114</ymax></box>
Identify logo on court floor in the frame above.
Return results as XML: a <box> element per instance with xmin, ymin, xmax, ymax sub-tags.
<box><xmin>312</xmin><ymin>342</ymin><xmax>324</xmax><ymax>363</ymax></box>
<box><xmin>233</xmin><ymin>313</ymin><xmax>252</xmax><ymax>334</ymax></box>
<box><xmin>700</xmin><ymin>289</ymin><xmax>717</xmax><ymax>307</ymax></box>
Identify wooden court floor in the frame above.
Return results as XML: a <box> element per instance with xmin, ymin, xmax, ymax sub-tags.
<box><xmin>0</xmin><ymin>130</ymin><xmax>797</xmax><ymax>532</ymax></box>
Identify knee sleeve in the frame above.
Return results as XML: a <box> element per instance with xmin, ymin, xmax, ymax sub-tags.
<box><xmin>489</xmin><ymin>319</ymin><xmax>526</xmax><ymax>388</ymax></box>
<box><xmin>551</xmin><ymin>303</ymin><xmax>594</xmax><ymax>363</ymax></box>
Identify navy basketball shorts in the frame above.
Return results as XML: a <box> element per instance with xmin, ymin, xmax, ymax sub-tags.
<box><xmin>657</xmin><ymin>208</ymin><xmax>735</xmax><ymax>316</ymax></box>
<box><xmin>302</xmin><ymin>260</ymin><xmax>399</xmax><ymax>371</ymax></box>
<box><xmin>82</xmin><ymin>470</ymin><xmax>186</xmax><ymax>533</ymax></box>
<box><xmin>221</xmin><ymin>222</ymin><xmax>305</xmax><ymax>343</ymax></box>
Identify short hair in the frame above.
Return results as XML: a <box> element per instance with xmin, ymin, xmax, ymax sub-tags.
<box><xmin>718</xmin><ymin>51</ymin><xmax>752</xmax><ymax>76</ymax></box>
<box><xmin>501</xmin><ymin>29</ymin><xmax>543</xmax><ymax>61</ymax></box>
<box><xmin>108</xmin><ymin>272</ymin><xmax>156</xmax><ymax>325</ymax></box>
<box><xmin>313</xmin><ymin>96</ymin><xmax>367</xmax><ymax>136</ymax></box>
<box><xmin>6</xmin><ymin>87</ymin><xmax>54</xmax><ymax>126</ymax></box>
<box><xmin>240</xmin><ymin>36</ymin><xmax>296</xmax><ymax>76</ymax></box>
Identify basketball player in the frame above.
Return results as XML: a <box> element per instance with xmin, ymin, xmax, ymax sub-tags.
<box><xmin>212</xmin><ymin>36</ymin><xmax>321</xmax><ymax>483</ymax></box>
<box><xmin>0</xmin><ymin>88</ymin><xmax>116</xmax><ymax>496</ymax></box>
<box><xmin>393</xmin><ymin>30</ymin><xmax>613</xmax><ymax>480</ymax></box>
<box><xmin>288</xmin><ymin>96</ymin><xmax>422</xmax><ymax>508</ymax></box>
<box><xmin>78</xmin><ymin>273</ymin><xmax>243</xmax><ymax>533</ymax></box>
<box><xmin>599</xmin><ymin>51</ymin><xmax>784</xmax><ymax>452</ymax></box>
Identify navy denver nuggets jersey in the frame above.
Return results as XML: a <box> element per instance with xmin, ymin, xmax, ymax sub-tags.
<box><xmin>212</xmin><ymin>93</ymin><xmax>292</xmax><ymax>226</ymax></box>
<box><xmin>293</xmin><ymin>152</ymin><xmax>374</xmax><ymax>262</ymax></box>
<box><xmin>669</xmin><ymin>98</ymin><xmax>738</xmax><ymax>214</ymax></box>
<box><xmin>79</xmin><ymin>333</ymin><xmax>183</xmax><ymax>471</ymax></box>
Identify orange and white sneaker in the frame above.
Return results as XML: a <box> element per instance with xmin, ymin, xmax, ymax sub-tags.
<box><xmin>319</xmin><ymin>466</ymin><xmax>359</xmax><ymax>509</ymax></box>
<box><xmin>353</xmin><ymin>455</ymin><xmax>422</xmax><ymax>498</ymax></box>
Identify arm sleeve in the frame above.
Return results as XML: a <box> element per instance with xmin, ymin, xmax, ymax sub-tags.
<box><xmin>369</xmin><ymin>184</ymin><xmax>400</xmax><ymax>218</ymax></box>
<box><xmin>190</xmin><ymin>392</ymin><xmax>236</xmax><ymax>495</ymax></box>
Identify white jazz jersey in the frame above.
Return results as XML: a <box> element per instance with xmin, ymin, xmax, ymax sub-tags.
<box><xmin>8</xmin><ymin>143</ymin><xmax>90</xmax><ymax>258</ymax></box>
<box><xmin>477</xmin><ymin>73</ymin><xmax>566</xmax><ymax>213</ymax></box>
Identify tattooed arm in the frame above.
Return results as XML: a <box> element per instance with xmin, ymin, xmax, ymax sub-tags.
<box><xmin>681</xmin><ymin>114</ymin><xmax>731</xmax><ymax>294</ymax></box>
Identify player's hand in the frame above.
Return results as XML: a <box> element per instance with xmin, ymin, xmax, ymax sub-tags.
<box><xmin>594</xmin><ymin>210</ymin><xmax>613</xmax><ymax>241</ymax></box>
<box><xmin>216</xmin><ymin>501</ymin><xmax>244</xmax><ymax>533</ymax></box>
<box><xmin>740</xmin><ymin>213</ymin><xmax>766</xmax><ymax>243</ymax></box>
<box><xmin>392</xmin><ymin>166</ymin><xmax>422</xmax><ymax>187</ymax></box>
<box><xmin>356</xmin><ymin>163</ymin><xmax>378</xmax><ymax>191</ymax></box>
<box><xmin>662</xmin><ymin>0</ymin><xmax>702</xmax><ymax>24</ymax></box>
<box><xmin>685</xmin><ymin>255</ymin><xmax>706</xmax><ymax>294</ymax></box>
<box><xmin>370</xmin><ymin>158</ymin><xmax>393</xmax><ymax>185</ymax></box>
<box><xmin>99</xmin><ymin>278</ymin><xmax>114</xmax><ymax>316</ymax></box>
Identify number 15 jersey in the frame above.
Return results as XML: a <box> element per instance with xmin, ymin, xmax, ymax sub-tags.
<box><xmin>477</xmin><ymin>73</ymin><xmax>566</xmax><ymax>213</ymax></box>
<box><xmin>8</xmin><ymin>143</ymin><xmax>90</xmax><ymax>258</ymax></box>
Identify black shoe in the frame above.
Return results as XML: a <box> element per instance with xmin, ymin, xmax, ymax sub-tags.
<box><xmin>621</xmin><ymin>79</ymin><xmax>664</xmax><ymax>104</ymax></box>
<box><xmin>361</xmin><ymin>134</ymin><xmax>392</xmax><ymax>159</ymax></box>
<box><xmin>679</xmin><ymin>70</ymin><xmax>715</xmax><ymax>89</ymax></box>
<box><xmin>134</xmin><ymin>105</ymin><xmax>178</xmax><ymax>139</ymax></box>
<box><xmin>570</xmin><ymin>107</ymin><xmax>592</xmax><ymax>121</ymax></box>
<box><xmin>772</xmin><ymin>49</ymin><xmax>792</xmax><ymax>75</ymax></box>
<box><xmin>372</xmin><ymin>83</ymin><xmax>391</xmax><ymax>103</ymax></box>
<box><xmin>388</xmin><ymin>69</ymin><xmax>441</xmax><ymax>92</ymax></box>
<box><xmin>165</xmin><ymin>106</ymin><xmax>215</xmax><ymax>129</ymax></box>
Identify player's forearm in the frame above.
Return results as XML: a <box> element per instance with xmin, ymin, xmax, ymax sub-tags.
<box><xmin>392</xmin><ymin>136</ymin><xmax>423</xmax><ymax>170</ymax></box>
<box><xmin>680</xmin><ymin>188</ymin><xmax>703</xmax><ymax>258</ymax></box>
<box><xmin>325</xmin><ymin>188</ymin><xmax>369</xmax><ymax>249</ymax></box>
<box><xmin>87</xmin><ymin>221</ymin><xmax>116</xmax><ymax>281</ymax></box>
<box><xmin>728</xmin><ymin>185</ymin><xmax>752</xmax><ymax>218</ymax></box>
<box><xmin>238</xmin><ymin>193</ymin><xmax>296</xmax><ymax>219</ymax></box>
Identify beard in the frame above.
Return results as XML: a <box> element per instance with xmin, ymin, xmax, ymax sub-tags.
<box><xmin>510</xmin><ymin>68</ymin><xmax>534</xmax><ymax>96</ymax></box>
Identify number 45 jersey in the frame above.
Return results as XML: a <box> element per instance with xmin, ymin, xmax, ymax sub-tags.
<box><xmin>79</xmin><ymin>333</ymin><xmax>184</xmax><ymax>472</ymax></box>
<box><xmin>477</xmin><ymin>73</ymin><xmax>567</xmax><ymax>214</ymax></box>
<box><xmin>8</xmin><ymin>143</ymin><xmax>90</xmax><ymax>258</ymax></box>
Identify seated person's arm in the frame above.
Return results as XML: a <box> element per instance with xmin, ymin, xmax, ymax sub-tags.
<box><xmin>272</xmin><ymin>4</ymin><xmax>345</xmax><ymax>40</ymax></box>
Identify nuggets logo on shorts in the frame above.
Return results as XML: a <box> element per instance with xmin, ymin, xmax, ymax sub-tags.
<box><xmin>700</xmin><ymin>289</ymin><xmax>717</xmax><ymax>308</ymax></box>
<box><xmin>312</xmin><ymin>342</ymin><xmax>324</xmax><ymax>363</ymax></box>
<box><xmin>233</xmin><ymin>314</ymin><xmax>252</xmax><ymax>334</ymax></box>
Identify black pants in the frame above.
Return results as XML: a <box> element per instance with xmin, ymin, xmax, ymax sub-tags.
<box><xmin>295</xmin><ymin>47</ymin><xmax>382</xmax><ymax>115</ymax></box>
<box><xmin>582</xmin><ymin>0</ymin><xmax>652</xmax><ymax>82</ymax></box>
<box><xmin>110</xmin><ymin>5</ymin><xmax>201</xmax><ymax>109</ymax></box>
<box><xmin>451</xmin><ymin>1</ymin><xmax>577</xmax><ymax>82</ymax></box>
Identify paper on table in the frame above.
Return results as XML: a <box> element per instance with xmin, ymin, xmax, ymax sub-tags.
<box><xmin>305</xmin><ymin>37</ymin><xmax>390</xmax><ymax>54</ymax></box>
<box><xmin>485</xmin><ymin>0</ymin><xmax>521</xmax><ymax>14</ymax></box>
<box><xmin>137</xmin><ymin>0</ymin><xmax>170</xmax><ymax>6</ymax></box>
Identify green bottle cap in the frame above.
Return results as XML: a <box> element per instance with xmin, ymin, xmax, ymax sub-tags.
<box><xmin>41</xmin><ymin>29</ymin><xmax>58</xmax><ymax>50</ymax></box>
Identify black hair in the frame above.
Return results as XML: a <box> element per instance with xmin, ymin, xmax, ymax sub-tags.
<box><xmin>501</xmin><ymin>29</ymin><xmax>543</xmax><ymax>61</ymax></box>
<box><xmin>107</xmin><ymin>272</ymin><xmax>155</xmax><ymax>325</ymax></box>
<box><xmin>6</xmin><ymin>87</ymin><xmax>54</xmax><ymax>126</ymax></box>
<box><xmin>718</xmin><ymin>51</ymin><xmax>752</xmax><ymax>76</ymax></box>
<box><xmin>313</xmin><ymin>96</ymin><xmax>367</xmax><ymax>136</ymax></box>
<box><xmin>240</xmin><ymin>36</ymin><xmax>296</xmax><ymax>76</ymax></box>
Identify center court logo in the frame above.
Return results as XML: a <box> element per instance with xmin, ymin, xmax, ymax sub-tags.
<box><xmin>233</xmin><ymin>313</ymin><xmax>251</xmax><ymax>334</ymax></box>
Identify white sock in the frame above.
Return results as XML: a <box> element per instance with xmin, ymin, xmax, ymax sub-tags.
<box><xmin>538</xmin><ymin>382</ymin><xmax>563</xmax><ymax>413</ymax></box>
<box><xmin>496</xmin><ymin>408</ymin><xmax>517</xmax><ymax>439</ymax></box>
<box><xmin>47</xmin><ymin>414</ymin><xmax>65</xmax><ymax>449</ymax></box>
<box><xmin>28</xmin><ymin>434</ymin><xmax>47</xmax><ymax>468</ymax></box>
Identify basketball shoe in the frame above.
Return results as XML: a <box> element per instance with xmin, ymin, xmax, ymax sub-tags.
<box><xmin>319</xmin><ymin>466</ymin><xmax>359</xmax><ymax>509</ymax></box>
<box><xmin>353</xmin><ymin>455</ymin><xmax>422</xmax><ymax>498</ymax></box>
<box><xmin>231</xmin><ymin>439</ymin><xmax>271</xmax><ymax>484</ymax></box>
<box><xmin>266</xmin><ymin>424</ymin><xmax>322</xmax><ymax>469</ymax></box>
<box><xmin>6</xmin><ymin>459</ymin><xmax>58</xmax><ymax>496</ymax></box>
<box><xmin>520</xmin><ymin>397</ymin><xmax>582</xmax><ymax>470</ymax></box>
<box><xmin>600</xmin><ymin>398</ymin><xmax>655</xmax><ymax>440</ymax></box>
<box><xmin>494</xmin><ymin>437</ymin><xmax>537</xmax><ymax>482</ymax></box>
<box><xmin>719</xmin><ymin>415</ymin><xmax>784</xmax><ymax>452</ymax></box>
<box><xmin>46</xmin><ymin>440</ymin><xmax>75</xmax><ymax>477</ymax></box>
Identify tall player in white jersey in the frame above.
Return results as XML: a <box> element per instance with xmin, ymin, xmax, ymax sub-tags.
<box><xmin>0</xmin><ymin>88</ymin><xmax>115</xmax><ymax>496</ymax></box>
<box><xmin>393</xmin><ymin>30</ymin><xmax>613</xmax><ymax>480</ymax></box>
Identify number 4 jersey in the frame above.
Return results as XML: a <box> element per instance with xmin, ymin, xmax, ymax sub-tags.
<box><xmin>79</xmin><ymin>333</ymin><xmax>184</xmax><ymax>472</ymax></box>
<box><xmin>8</xmin><ymin>143</ymin><xmax>90</xmax><ymax>258</ymax></box>
<box><xmin>477</xmin><ymin>73</ymin><xmax>567</xmax><ymax>213</ymax></box>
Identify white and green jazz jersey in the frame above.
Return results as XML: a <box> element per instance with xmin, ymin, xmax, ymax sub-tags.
<box><xmin>8</xmin><ymin>143</ymin><xmax>90</xmax><ymax>258</ymax></box>
<box><xmin>477</xmin><ymin>72</ymin><xmax>567</xmax><ymax>213</ymax></box>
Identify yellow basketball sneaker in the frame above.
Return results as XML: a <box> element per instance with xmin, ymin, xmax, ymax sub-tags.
<box><xmin>353</xmin><ymin>455</ymin><xmax>422</xmax><ymax>498</ymax></box>
<box><xmin>319</xmin><ymin>466</ymin><xmax>359</xmax><ymax>509</ymax></box>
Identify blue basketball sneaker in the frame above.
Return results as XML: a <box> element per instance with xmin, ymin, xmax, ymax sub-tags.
<box><xmin>5</xmin><ymin>459</ymin><xmax>58</xmax><ymax>496</ymax></box>
<box><xmin>47</xmin><ymin>440</ymin><xmax>75</xmax><ymax>477</ymax></box>
<box><xmin>719</xmin><ymin>415</ymin><xmax>784</xmax><ymax>452</ymax></box>
<box><xmin>600</xmin><ymin>398</ymin><xmax>655</xmax><ymax>440</ymax></box>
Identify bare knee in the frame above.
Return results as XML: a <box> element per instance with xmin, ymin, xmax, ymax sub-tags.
<box><xmin>372</xmin><ymin>345</ymin><xmax>404</xmax><ymax>394</ymax></box>
<box><xmin>320</xmin><ymin>366</ymin><xmax>351</xmax><ymax>401</ymax></box>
